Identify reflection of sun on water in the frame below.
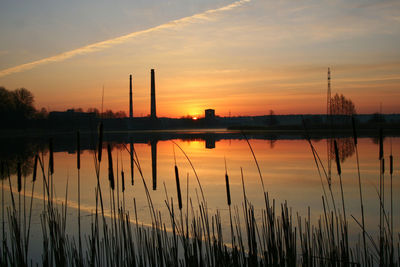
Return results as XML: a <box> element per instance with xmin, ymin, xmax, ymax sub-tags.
<box><xmin>188</xmin><ymin>140</ymin><xmax>203</xmax><ymax>149</ymax></box>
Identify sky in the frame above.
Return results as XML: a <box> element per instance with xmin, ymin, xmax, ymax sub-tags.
<box><xmin>0</xmin><ymin>0</ymin><xmax>399</xmax><ymax>117</ymax></box>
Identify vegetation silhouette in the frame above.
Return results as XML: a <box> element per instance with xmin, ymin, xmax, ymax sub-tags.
<box><xmin>0</xmin><ymin>87</ymin><xmax>36</xmax><ymax>127</ymax></box>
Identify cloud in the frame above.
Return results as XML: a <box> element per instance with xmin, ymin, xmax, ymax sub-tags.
<box><xmin>0</xmin><ymin>0</ymin><xmax>250</xmax><ymax>78</ymax></box>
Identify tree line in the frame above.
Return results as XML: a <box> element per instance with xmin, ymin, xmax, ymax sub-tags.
<box><xmin>0</xmin><ymin>86</ymin><xmax>128</xmax><ymax>129</ymax></box>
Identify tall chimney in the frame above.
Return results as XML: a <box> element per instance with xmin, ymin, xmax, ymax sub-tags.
<box><xmin>129</xmin><ymin>74</ymin><xmax>133</xmax><ymax>118</ymax></box>
<box><xmin>151</xmin><ymin>69</ymin><xmax>156</xmax><ymax>119</ymax></box>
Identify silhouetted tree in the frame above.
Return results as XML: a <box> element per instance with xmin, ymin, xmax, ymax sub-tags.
<box><xmin>329</xmin><ymin>93</ymin><xmax>356</xmax><ymax>126</ymax></box>
<box><xmin>100</xmin><ymin>109</ymin><xmax>127</xmax><ymax>119</ymax></box>
<box><xmin>0</xmin><ymin>87</ymin><xmax>37</xmax><ymax>127</ymax></box>
<box><xmin>0</xmin><ymin>87</ymin><xmax>15</xmax><ymax>121</ymax></box>
<box><xmin>13</xmin><ymin>88</ymin><xmax>35</xmax><ymax>119</ymax></box>
<box><xmin>330</xmin><ymin>93</ymin><xmax>356</xmax><ymax>115</ymax></box>
<box><xmin>102</xmin><ymin>109</ymin><xmax>114</xmax><ymax>119</ymax></box>
<box><xmin>87</xmin><ymin>107</ymin><xmax>100</xmax><ymax>116</ymax></box>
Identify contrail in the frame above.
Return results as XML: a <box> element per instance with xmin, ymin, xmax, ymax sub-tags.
<box><xmin>0</xmin><ymin>0</ymin><xmax>250</xmax><ymax>78</ymax></box>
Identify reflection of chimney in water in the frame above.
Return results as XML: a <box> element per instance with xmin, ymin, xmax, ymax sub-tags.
<box><xmin>150</xmin><ymin>69</ymin><xmax>156</xmax><ymax>119</ymax></box>
<box><xmin>129</xmin><ymin>74</ymin><xmax>133</xmax><ymax>118</ymax></box>
<box><xmin>151</xmin><ymin>140</ymin><xmax>157</xmax><ymax>190</ymax></box>
<box><xmin>130</xmin><ymin>138</ymin><xmax>134</xmax><ymax>185</ymax></box>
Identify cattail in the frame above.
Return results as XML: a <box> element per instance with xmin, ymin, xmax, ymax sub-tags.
<box><xmin>107</xmin><ymin>144</ymin><xmax>114</xmax><ymax>190</ymax></box>
<box><xmin>121</xmin><ymin>170</ymin><xmax>125</xmax><ymax>193</ymax></box>
<box><xmin>1</xmin><ymin>161</ymin><xmax>4</xmax><ymax>178</ymax></box>
<box><xmin>32</xmin><ymin>155</ymin><xmax>38</xmax><ymax>182</ymax></box>
<box><xmin>225</xmin><ymin>172</ymin><xmax>231</xmax><ymax>206</ymax></box>
<box><xmin>351</xmin><ymin>116</ymin><xmax>357</xmax><ymax>145</ymax></box>
<box><xmin>390</xmin><ymin>155</ymin><xmax>393</xmax><ymax>175</ymax></box>
<box><xmin>17</xmin><ymin>162</ymin><xmax>22</xmax><ymax>192</ymax></box>
<box><xmin>334</xmin><ymin>140</ymin><xmax>341</xmax><ymax>176</ymax></box>
<box><xmin>224</xmin><ymin>158</ymin><xmax>231</xmax><ymax>206</ymax></box>
<box><xmin>49</xmin><ymin>138</ymin><xmax>54</xmax><ymax>175</ymax></box>
<box><xmin>381</xmin><ymin>158</ymin><xmax>385</xmax><ymax>174</ymax></box>
<box><xmin>98</xmin><ymin>122</ymin><xmax>103</xmax><ymax>162</ymax></box>
<box><xmin>175</xmin><ymin>165</ymin><xmax>182</xmax><ymax>210</ymax></box>
<box><xmin>77</xmin><ymin>131</ymin><xmax>80</xmax><ymax>170</ymax></box>
<box><xmin>379</xmin><ymin>128</ymin><xmax>383</xmax><ymax>160</ymax></box>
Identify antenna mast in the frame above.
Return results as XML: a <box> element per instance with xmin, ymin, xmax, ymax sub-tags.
<box><xmin>327</xmin><ymin>68</ymin><xmax>332</xmax><ymax>185</ymax></box>
<box><xmin>327</xmin><ymin>67</ymin><xmax>331</xmax><ymax>116</ymax></box>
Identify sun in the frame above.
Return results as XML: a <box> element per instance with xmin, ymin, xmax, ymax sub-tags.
<box><xmin>192</xmin><ymin>116</ymin><xmax>198</xmax><ymax>120</ymax></box>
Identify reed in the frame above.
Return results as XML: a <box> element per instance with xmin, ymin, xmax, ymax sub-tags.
<box><xmin>17</xmin><ymin>162</ymin><xmax>21</xmax><ymax>193</ymax></box>
<box><xmin>390</xmin><ymin>141</ymin><xmax>394</xmax><ymax>266</ymax></box>
<box><xmin>49</xmin><ymin>138</ymin><xmax>54</xmax><ymax>175</ymax></box>
<box><xmin>98</xmin><ymin>122</ymin><xmax>103</xmax><ymax>163</ymax></box>
<box><xmin>379</xmin><ymin>128</ymin><xmax>384</xmax><ymax>265</ymax></box>
<box><xmin>76</xmin><ymin>130</ymin><xmax>82</xmax><ymax>266</ymax></box>
<box><xmin>224</xmin><ymin>158</ymin><xmax>234</xmax><ymax>251</ymax></box>
<box><xmin>1</xmin><ymin>161</ymin><xmax>6</xmax><ymax>266</ymax></box>
<box><xmin>120</xmin><ymin>151</ymin><xmax>126</xmax><ymax>211</ymax></box>
<box><xmin>334</xmin><ymin>139</ymin><xmax>349</xmax><ymax>262</ymax></box>
<box><xmin>174</xmin><ymin>166</ymin><xmax>182</xmax><ymax>211</ymax></box>
<box><xmin>49</xmin><ymin>138</ymin><xmax>54</xmax><ymax>203</ymax></box>
<box><xmin>107</xmin><ymin>144</ymin><xmax>115</xmax><ymax>191</ymax></box>
<box><xmin>352</xmin><ymin>116</ymin><xmax>367</xmax><ymax>265</ymax></box>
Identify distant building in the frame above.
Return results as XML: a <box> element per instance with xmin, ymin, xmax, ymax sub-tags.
<box><xmin>205</xmin><ymin>109</ymin><xmax>215</xmax><ymax>120</ymax></box>
<box><xmin>48</xmin><ymin>109</ymin><xmax>97</xmax><ymax>130</ymax></box>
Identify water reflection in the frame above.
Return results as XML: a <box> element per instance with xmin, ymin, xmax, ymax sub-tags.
<box><xmin>130</xmin><ymin>139</ymin><xmax>134</xmax><ymax>185</ymax></box>
<box><xmin>0</xmin><ymin>138</ymin><xmax>46</xmax><ymax>179</ymax></box>
<box><xmin>328</xmin><ymin>138</ymin><xmax>355</xmax><ymax>163</ymax></box>
<box><xmin>1</xmin><ymin>134</ymin><xmax>399</xmax><ymax>251</ymax></box>
<box><xmin>151</xmin><ymin>140</ymin><xmax>157</xmax><ymax>190</ymax></box>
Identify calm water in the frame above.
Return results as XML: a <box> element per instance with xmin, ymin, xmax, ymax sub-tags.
<box><xmin>1</xmin><ymin>132</ymin><xmax>399</xmax><ymax>261</ymax></box>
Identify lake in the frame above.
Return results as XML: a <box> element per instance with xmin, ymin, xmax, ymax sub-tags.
<box><xmin>1</xmin><ymin>130</ymin><xmax>398</xmax><ymax>264</ymax></box>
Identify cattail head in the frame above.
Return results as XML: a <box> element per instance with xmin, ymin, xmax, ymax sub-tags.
<box><xmin>107</xmin><ymin>144</ymin><xmax>114</xmax><ymax>190</ymax></box>
<box><xmin>98</xmin><ymin>122</ymin><xmax>103</xmax><ymax>162</ymax></box>
<box><xmin>17</xmin><ymin>161</ymin><xmax>22</xmax><ymax>192</ymax></box>
<box><xmin>121</xmin><ymin>170</ymin><xmax>125</xmax><ymax>193</ymax></box>
<box><xmin>390</xmin><ymin>155</ymin><xmax>393</xmax><ymax>175</ymax></box>
<box><xmin>77</xmin><ymin>131</ymin><xmax>80</xmax><ymax>170</ymax></box>
<box><xmin>225</xmin><ymin>172</ymin><xmax>231</xmax><ymax>206</ymax></box>
<box><xmin>379</xmin><ymin>128</ymin><xmax>383</xmax><ymax>160</ymax></box>
<box><xmin>224</xmin><ymin>157</ymin><xmax>231</xmax><ymax>206</ymax></box>
<box><xmin>32</xmin><ymin>154</ymin><xmax>38</xmax><ymax>182</ymax></box>
<box><xmin>49</xmin><ymin>138</ymin><xmax>54</xmax><ymax>175</ymax></box>
<box><xmin>351</xmin><ymin>116</ymin><xmax>357</xmax><ymax>145</ymax></box>
<box><xmin>334</xmin><ymin>140</ymin><xmax>341</xmax><ymax>176</ymax></box>
<box><xmin>175</xmin><ymin>165</ymin><xmax>182</xmax><ymax>210</ymax></box>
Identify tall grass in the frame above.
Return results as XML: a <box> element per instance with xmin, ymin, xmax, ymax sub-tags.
<box><xmin>0</xmin><ymin>128</ymin><xmax>398</xmax><ymax>266</ymax></box>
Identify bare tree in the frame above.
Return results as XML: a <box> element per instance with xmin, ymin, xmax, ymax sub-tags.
<box><xmin>330</xmin><ymin>93</ymin><xmax>356</xmax><ymax>115</ymax></box>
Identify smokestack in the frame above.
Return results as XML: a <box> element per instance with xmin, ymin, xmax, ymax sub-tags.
<box><xmin>129</xmin><ymin>74</ymin><xmax>133</xmax><ymax>118</ymax></box>
<box><xmin>151</xmin><ymin>69</ymin><xmax>156</xmax><ymax>119</ymax></box>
